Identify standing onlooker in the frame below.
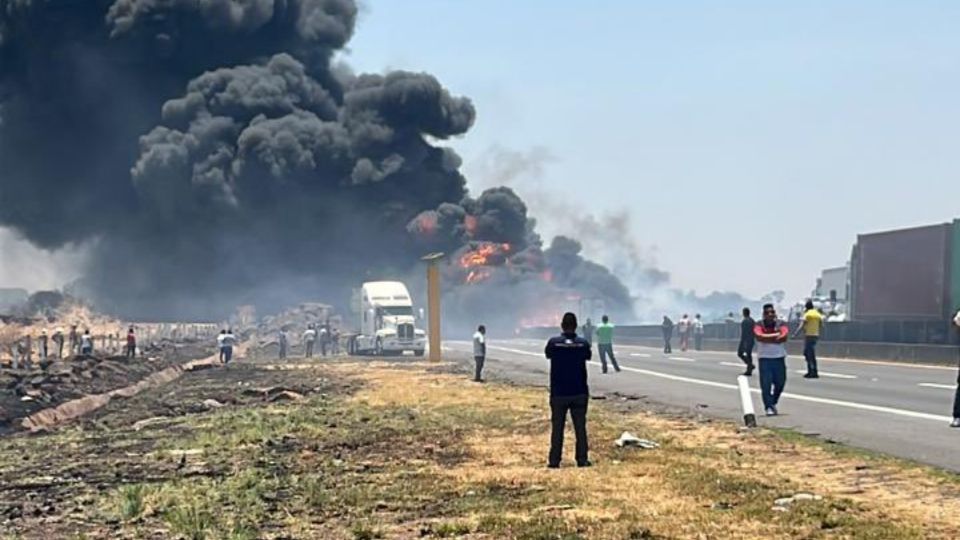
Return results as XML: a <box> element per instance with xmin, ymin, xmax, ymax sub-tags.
<box><xmin>472</xmin><ymin>325</ymin><xmax>486</xmax><ymax>382</ymax></box>
<box><xmin>217</xmin><ymin>330</ymin><xmax>227</xmax><ymax>362</ymax></box>
<box><xmin>302</xmin><ymin>324</ymin><xmax>317</xmax><ymax>358</ymax></box>
<box><xmin>693</xmin><ymin>314</ymin><xmax>705</xmax><ymax>351</ymax></box>
<box><xmin>126</xmin><ymin>326</ymin><xmax>137</xmax><ymax>359</ymax></box>
<box><xmin>661</xmin><ymin>316</ymin><xmax>674</xmax><ymax>353</ymax></box>
<box><xmin>677</xmin><ymin>314</ymin><xmax>692</xmax><ymax>352</ymax></box>
<box><xmin>951</xmin><ymin>309</ymin><xmax>960</xmax><ymax>428</ymax></box>
<box><xmin>794</xmin><ymin>300</ymin><xmax>823</xmax><ymax>378</ymax></box>
<box><xmin>319</xmin><ymin>326</ymin><xmax>330</xmax><ymax>357</ymax></box>
<box><xmin>737</xmin><ymin>307</ymin><xmax>756</xmax><ymax>376</ymax></box>
<box><xmin>595</xmin><ymin>315</ymin><xmax>621</xmax><ymax>374</ymax></box>
<box><xmin>221</xmin><ymin>329</ymin><xmax>237</xmax><ymax>364</ymax></box>
<box><xmin>278</xmin><ymin>329</ymin><xmax>289</xmax><ymax>360</ymax></box>
<box><xmin>754</xmin><ymin>304</ymin><xmax>789</xmax><ymax>416</ymax></box>
<box><xmin>544</xmin><ymin>312</ymin><xmax>592</xmax><ymax>468</ymax></box>
<box><xmin>581</xmin><ymin>318</ymin><xmax>595</xmax><ymax>348</ymax></box>
<box><xmin>69</xmin><ymin>325</ymin><xmax>79</xmax><ymax>356</ymax></box>
<box><xmin>39</xmin><ymin>330</ymin><xmax>49</xmax><ymax>361</ymax></box>
<box><xmin>80</xmin><ymin>329</ymin><xmax>94</xmax><ymax>357</ymax></box>
<box><xmin>331</xmin><ymin>327</ymin><xmax>341</xmax><ymax>355</ymax></box>
<box><xmin>53</xmin><ymin>328</ymin><xmax>64</xmax><ymax>360</ymax></box>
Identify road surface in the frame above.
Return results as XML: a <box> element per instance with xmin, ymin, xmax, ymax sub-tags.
<box><xmin>445</xmin><ymin>338</ymin><xmax>960</xmax><ymax>471</ymax></box>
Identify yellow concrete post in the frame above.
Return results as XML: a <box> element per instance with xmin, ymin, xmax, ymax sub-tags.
<box><xmin>422</xmin><ymin>253</ymin><xmax>444</xmax><ymax>362</ymax></box>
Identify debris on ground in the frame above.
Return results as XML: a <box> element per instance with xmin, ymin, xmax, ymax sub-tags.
<box><xmin>614</xmin><ymin>431</ymin><xmax>660</xmax><ymax>449</ymax></box>
<box><xmin>773</xmin><ymin>492</ymin><xmax>824</xmax><ymax>509</ymax></box>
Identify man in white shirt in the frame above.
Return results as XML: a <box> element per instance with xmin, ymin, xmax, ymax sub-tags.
<box><xmin>217</xmin><ymin>330</ymin><xmax>227</xmax><ymax>362</ymax></box>
<box><xmin>472</xmin><ymin>325</ymin><xmax>486</xmax><ymax>382</ymax></box>
<box><xmin>677</xmin><ymin>314</ymin><xmax>691</xmax><ymax>352</ymax></box>
<box><xmin>221</xmin><ymin>329</ymin><xmax>237</xmax><ymax>364</ymax></box>
<box><xmin>80</xmin><ymin>329</ymin><xmax>94</xmax><ymax>357</ymax></box>
<box><xmin>693</xmin><ymin>314</ymin><xmax>705</xmax><ymax>351</ymax></box>
<box><xmin>302</xmin><ymin>324</ymin><xmax>317</xmax><ymax>358</ymax></box>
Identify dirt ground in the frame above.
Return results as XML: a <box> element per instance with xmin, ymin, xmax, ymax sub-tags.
<box><xmin>0</xmin><ymin>342</ymin><xmax>210</xmax><ymax>434</ymax></box>
<box><xmin>0</xmin><ymin>348</ymin><xmax>958</xmax><ymax>539</ymax></box>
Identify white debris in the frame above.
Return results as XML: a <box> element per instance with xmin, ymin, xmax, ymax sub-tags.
<box><xmin>614</xmin><ymin>432</ymin><xmax>660</xmax><ymax>449</ymax></box>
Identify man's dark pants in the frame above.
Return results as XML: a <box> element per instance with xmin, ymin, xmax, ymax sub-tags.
<box><xmin>804</xmin><ymin>336</ymin><xmax>819</xmax><ymax>375</ymax></box>
<box><xmin>954</xmin><ymin>368</ymin><xmax>960</xmax><ymax>418</ymax></box>
<box><xmin>694</xmin><ymin>334</ymin><xmax>703</xmax><ymax>351</ymax></box>
<box><xmin>759</xmin><ymin>357</ymin><xmax>787</xmax><ymax>410</ymax></box>
<box><xmin>474</xmin><ymin>355</ymin><xmax>485</xmax><ymax>382</ymax></box>
<box><xmin>305</xmin><ymin>341</ymin><xmax>314</xmax><ymax>358</ymax></box>
<box><xmin>663</xmin><ymin>334</ymin><xmax>672</xmax><ymax>353</ymax></box>
<box><xmin>737</xmin><ymin>341</ymin><xmax>754</xmax><ymax>368</ymax></box>
<box><xmin>598</xmin><ymin>344</ymin><xmax>620</xmax><ymax>373</ymax></box>
<box><xmin>549</xmin><ymin>394</ymin><xmax>589</xmax><ymax>466</ymax></box>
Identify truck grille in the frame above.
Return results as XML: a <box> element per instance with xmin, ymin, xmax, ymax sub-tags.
<box><xmin>397</xmin><ymin>323</ymin><xmax>414</xmax><ymax>341</ymax></box>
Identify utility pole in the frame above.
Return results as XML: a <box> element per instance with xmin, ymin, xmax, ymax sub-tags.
<box><xmin>422</xmin><ymin>253</ymin><xmax>445</xmax><ymax>362</ymax></box>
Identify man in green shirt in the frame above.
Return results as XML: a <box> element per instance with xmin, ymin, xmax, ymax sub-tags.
<box><xmin>595</xmin><ymin>315</ymin><xmax>621</xmax><ymax>374</ymax></box>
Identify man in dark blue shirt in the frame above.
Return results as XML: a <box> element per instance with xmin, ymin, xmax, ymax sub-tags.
<box><xmin>544</xmin><ymin>312</ymin><xmax>592</xmax><ymax>468</ymax></box>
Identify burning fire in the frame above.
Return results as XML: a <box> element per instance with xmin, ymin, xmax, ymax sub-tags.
<box><xmin>458</xmin><ymin>242</ymin><xmax>512</xmax><ymax>284</ymax></box>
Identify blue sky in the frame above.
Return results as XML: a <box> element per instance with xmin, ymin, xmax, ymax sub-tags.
<box><xmin>344</xmin><ymin>0</ymin><xmax>960</xmax><ymax>300</ymax></box>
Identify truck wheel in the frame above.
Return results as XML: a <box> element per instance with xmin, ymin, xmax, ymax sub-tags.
<box><xmin>375</xmin><ymin>338</ymin><xmax>383</xmax><ymax>356</ymax></box>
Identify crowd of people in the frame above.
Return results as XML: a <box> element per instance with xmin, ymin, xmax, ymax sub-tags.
<box><xmin>469</xmin><ymin>300</ymin><xmax>960</xmax><ymax>469</ymax></box>
<box><xmin>271</xmin><ymin>323</ymin><xmax>342</xmax><ymax>363</ymax></box>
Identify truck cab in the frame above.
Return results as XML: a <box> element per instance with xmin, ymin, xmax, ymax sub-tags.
<box><xmin>352</xmin><ymin>281</ymin><xmax>426</xmax><ymax>356</ymax></box>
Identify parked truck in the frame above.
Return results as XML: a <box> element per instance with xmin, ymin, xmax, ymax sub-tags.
<box><xmin>850</xmin><ymin>222</ymin><xmax>954</xmax><ymax>320</ymax></box>
<box><xmin>348</xmin><ymin>281</ymin><xmax>426</xmax><ymax>356</ymax></box>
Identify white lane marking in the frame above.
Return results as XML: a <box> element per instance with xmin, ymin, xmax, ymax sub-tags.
<box><xmin>488</xmin><ymin>345</ymin><xmax>953</xmax><ymax>423</ymax></box>
<box><xmin>720</xmin><ymin>362</ymin><xmax>745</xmax><ymax>368</ymax></box>
<box><xmin>612</xmin><ymin>343</ymin><xmax>956</xmax><ymax>371</ymax></box>
<box><xmin>919</xmin><ymin>383</ymin><xmax>957</xmax><ymax>390</ymax></box>
<box><xmin>630</xmin><ymin>353</ymin><xmax>651</xmax><ymax>358</ymax></box>
<box><xmin>793</xmin><ymin>370</ymin><xmax>857</xmax><ymax>380</ymax></box>
<box><xmin>489</xmin><ymin>346</ymin><xmax>543</xmax><ymax>358</ymax></box>
<box><xmin>669</xmin><ymin>356</ymin><xmax>695</xmax><ymax>362</ymax></box>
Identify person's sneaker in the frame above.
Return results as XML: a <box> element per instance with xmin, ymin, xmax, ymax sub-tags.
<box><xmin>577</xmin><ymin>461</ymin><xmax>593</xmax><ymax>468</ymax></box>
<box><xmin>547</xmin><ymin>463</ymin><xmax>560</xmax><ymax>469</ymax></box>
<box><xmin>803</xmin><ymin>373</ymin><xmax>819</xmax><ymax>379</ymax></box>
<box><xmin>615</xmin><ymin>368</ymin><xmax>622</xmax><ymax>373</ymax></box>
<box><xmin>951</xmin><ymin>418</ymin><xmax>960</xmax><ymax>428</ymax></box>
<box><xmin>742</xmin><ymin>369</ymin><xmax>753</xmax><ymax>377</ymax></box>
<box><xmin>765</xmin><ymin>407</ymin><xmax>777</xmax><ymax>416</ymax></box>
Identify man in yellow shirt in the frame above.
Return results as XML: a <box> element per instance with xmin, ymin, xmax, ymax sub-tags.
<box><xmin>794</xmin><ymin>300</ymin><xmax>823</xmax><ymax>379</ymax></box>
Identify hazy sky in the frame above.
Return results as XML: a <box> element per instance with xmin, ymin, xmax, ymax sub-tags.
<box><xmin>345</xmin><ymin>0</ymin><xmax>960</xmax><ymax>300</ymax></box>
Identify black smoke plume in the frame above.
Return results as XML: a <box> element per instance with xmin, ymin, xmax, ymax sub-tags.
<box><xmin>0</xmin><ymin>0</ymin><xmax>632</xmax><ymax>326</ymax></box>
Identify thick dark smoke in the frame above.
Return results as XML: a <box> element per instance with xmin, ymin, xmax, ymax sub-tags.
<box><xmin>0</xmin><ymin>0</ymin><xmax>632</xmax><ymax>325</ymax></box>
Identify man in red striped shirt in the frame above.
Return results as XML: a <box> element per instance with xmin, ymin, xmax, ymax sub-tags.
<box><xmin>754</xmin><ymin>304</ymin><xmax>789</xmax><ymax>416</ymax></box>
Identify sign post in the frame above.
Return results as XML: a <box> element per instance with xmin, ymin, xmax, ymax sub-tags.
<box><xmin>422</xmin><ymin>253</ymin><xmax>445</xmax><ymax>362</ymax></box>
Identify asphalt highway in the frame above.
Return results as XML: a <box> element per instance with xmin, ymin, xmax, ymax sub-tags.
<box><xmin>445</xmin><ymin>338</ymin><xmax>960</xmax><ymax>471</ymax></box>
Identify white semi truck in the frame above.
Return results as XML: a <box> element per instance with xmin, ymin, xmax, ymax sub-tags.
<box><xmin>348</xmin><ymin>281</ymin><xmax>426</xmax><ymax>356</ymax></box>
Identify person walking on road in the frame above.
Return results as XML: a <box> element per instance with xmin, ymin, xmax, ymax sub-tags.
<box><xmin>677</xmin><ymin>314</ymin><xmax>691</xmax><ymax>352</ymax></box>
<box><xmin>278</xmin><ymin>329</ymin><xmax>289</xmax><ymax>360</ymax></box>
<box><xmin>737</xmin><ymin>307</ymin><xmax>756</xmax><ymax>376</ymax></box>
<box><xmin>39</xmin><ymin>330</ymin><xmax>48</xmax><ymax>361</ymax></box>
<box><xmin>693</xmin><ymin>314</ymin><xmax>705</xmax><ymax>351</ymax></box>
<box><xmin>472</xmin><ymin>325</ymin><xmax>487</xmax><ymax>382</ymax></box>
<box><xmin>544</xmin><ymin>312</ymin><xmax>592</xmax><ymax>468</ymax></box>
<box><xmin>794</xmin><ymin>300</ymin><xmax>823</xmax><ymax>378</ymax></box>
<box><xmin>302</xmin><ymin>324</ymin><xmax>317</xmax><ymax>358</ymax></box>
<box><xmin>595</xmin><ymin>315</ymin><xmax>621</xmax><ymax>374</ymax></box>
<box><xmin>755</xmin><ymin>304</ymin><xmax>789</xmax><ymax>416</ymax></box>
<box><xmin>661</xmin><ymin>316</ymin><xmax>674</xmax><ymax>353</ymax></box>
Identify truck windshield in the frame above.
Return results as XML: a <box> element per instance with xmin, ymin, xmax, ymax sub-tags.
<box><xmin>380</xmin><ymin>306</ymin><xmax>413</xmax><ymax>316</ymax></box>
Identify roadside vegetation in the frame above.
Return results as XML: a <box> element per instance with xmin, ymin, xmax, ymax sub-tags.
<box><xmin>1</xmin><ymin>354</ymin><xmax>958</xmax><ymax>539</ymax></box>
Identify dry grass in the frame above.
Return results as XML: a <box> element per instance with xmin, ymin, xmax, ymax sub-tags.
<box><xmin>5</xmin><ymin>357</ymin><xmax>959</xmax><ymax>539</ymax></box>
<box><xmin>336</xmin><ymin>361</ymin><xmax>960</xmax><ymax>539</ymax></box>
